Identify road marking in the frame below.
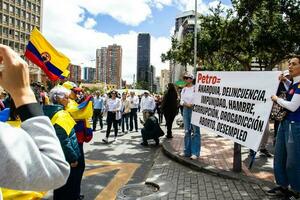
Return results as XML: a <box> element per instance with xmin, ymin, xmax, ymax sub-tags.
<box><xmin>84</xmin><ymin>159</ymin><xmax>140</xmax><ymax>200</ymax></box>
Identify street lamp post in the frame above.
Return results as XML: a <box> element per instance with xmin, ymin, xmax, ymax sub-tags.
<box><xmin>194</xmin><ymin>0</ymin><xmax>198</xmax><ymax>76</ymax></box>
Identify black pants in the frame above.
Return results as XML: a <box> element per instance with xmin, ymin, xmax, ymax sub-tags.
<box><xmin>74</xmin><ymin>143</ymin><xmax>85</xmax><ymax>198</ymax></box>
<box><xmin>54</xmin><ymin>164</ymin><xmax>81</xmax><ymax>200</ymax></box>
<box><xmin>106</xmin><ymin>111</ymin><xmax>118</xmax><ymax>138</ymax></box>
<box><xmin>164</xmin><ymin>114</ymin><xmax>176</xmax><ymax>137</ymax></box>
<box><xmin>129</xmin><ymin>108</ymin><xmax>138</xmax><ymax>131</ymax></box>
<box><xmin>92</xmin><ymin>109</ymin><xmax>103</xmax><ymax>130</ymax></box>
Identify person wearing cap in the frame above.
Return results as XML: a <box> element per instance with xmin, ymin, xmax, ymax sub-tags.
<box><xmin>45</xmin><ymin>86</ymin><xmax>81</xmax><ymax>200</ymax></box>
<box><xmin>140</xmin><ymin>91</ymin><xmax>156</xmax><ymax>122</ymax></box>
<box><xmin>179</xmin><ymin>72</ymin><xmax>201</xmax><ymax>160</ymax></box>
<box><xmin>268</xmin><ymin>56</ymin><xmax>300</xmax><ymax>199</ymax></box>
<box><xmin>103</xmin><ymin>90</ymin><xmax>121</xmax><ymax>143</ymax></box>
<box><xmin>63</xmin><ymin>81</ymin><xmax>93</xmax><ymax>200</ymax></box>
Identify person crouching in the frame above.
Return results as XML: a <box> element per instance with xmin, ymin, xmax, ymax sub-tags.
<box><xmin>140</xmin><ymin>111</ymin><xmax>164</xmax><ymax>146</ymax></box>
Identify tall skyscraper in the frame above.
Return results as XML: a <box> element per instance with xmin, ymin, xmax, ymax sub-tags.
<box><xmin>107</xmin><ymin>44</ymin><xmax>122</xmax><ymax>88</ymax></box>
<box><xmin>0</xmin><ymin>0</ymin><xmax>43</xmax><ymax>82</ymax></box>
<box><xmin>68</xmin><ymin>64</ymin><xmax>81</xmax><ymax>83</ymax></box>
<box><xmin>83</xmin><ymin>67</ymin><xmax>95</xmax><ymax>83</ymax></box>
<box><xmin>96</xmin><ymin>47</ymin><xmax>107</xmax><ymax>82</ymax></box>
<box><xmin>171</xmin><ymin>11</ymin><xmax>199</xmax><ymax>83</ymax></box>
<box><xmin>96</xmin><ymin>44</ymin><xmax>122</xmax><ymax>88</ymax></box>
<box><xmin>137</xmin><ymin>33</ymin><xmax>151</xmax><ymax>89</ymax></box>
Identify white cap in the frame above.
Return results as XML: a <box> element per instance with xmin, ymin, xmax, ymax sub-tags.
<box><xmin>283</xmin><ymin>70</ymin><xmax>289</xmax><ymax>76</ymax></box>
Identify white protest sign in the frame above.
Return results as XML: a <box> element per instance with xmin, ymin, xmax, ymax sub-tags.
<box><xmin>191</xmin><ymin>71</ymin><xmax>281</xmax><ymax>151</ymax></box>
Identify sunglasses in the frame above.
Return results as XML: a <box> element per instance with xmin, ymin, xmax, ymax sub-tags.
<box><xmin>183</xmin><ymin>77</ymin><xmax>192</xmax><ymax>80</ymax></box>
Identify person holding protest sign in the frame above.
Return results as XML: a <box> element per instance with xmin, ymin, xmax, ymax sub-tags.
<box><xmin>179</xmin><ymin>73</ymin><xmax>201</xmax><ymax>160</ymax></box>
<box><xmin>268</xmin><ymin>56</ymin><xmax>300</xmax><ymax>199</ymax></box>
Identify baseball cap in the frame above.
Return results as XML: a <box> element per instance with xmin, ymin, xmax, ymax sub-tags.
<box><xmin>183</xmin><ymin>72</ymin><xmax>194</xmax><ymax>79</ymax></box>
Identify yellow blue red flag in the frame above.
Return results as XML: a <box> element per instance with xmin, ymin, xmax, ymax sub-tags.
<box><xmin>25</xmin><ymin>27</ymin><xmax>70</xmax><ymax>81</ymax></box>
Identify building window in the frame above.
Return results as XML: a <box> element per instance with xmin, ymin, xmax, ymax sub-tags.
<box><xmin>35</xmin><ymin>16</ymin><xmax>39</xmax><ymax>24</ymax></box>
<box><xmin>9</xmin><ymin>17</ymin><xmax>14</xmax><ymax>26</ymax></box>
<box><xmin>26</xmin><ymin>12</ymin><xmax>29</xmax><ymax>19</ymax></box>
<box><xmin>3</xmin><ymin>27</ymin><xmax>8</xmax><ymax>36</ymax></box>
<box><xmin>14</xmin><ymin>31</ymin><xmax>19</xmax><ymax>39</ymax></box>
<box><xmin>15</xmin><ymin>43</ymin><xmax>19</xmax><ymax>50</ymax></box>
<box><xmin>20</xmin><ymin>32</ymin><xmax>24</xmax><ymax>40</ymax></box>
<box><xmin>2</xmin><ymin>15</ymin><xmax>8</xmax><ymax>24</ymax></box>
<box><xmin>26</xmin><ymin>1</ymin><xmax>31</xmax><ymax>9</ymax></box>
<box><xmin>9</xmin><ymin>41</ymin><xmax>14</xmax><ymax>48</ymax></box>
<box><xmin>9</xmin><ymin>5</ymin><xmax>14</xmax><ymax>13</ymax></box>
<box><xmin>16</xmin><ymin>7</ymin><xmax>20</xmax><ymax>16</ymax></box>
<box><xmin>16</xmin><ymin>0</ymin><xmax>21</xmax><ymax>5</ymax></box>
<box><xmin>21</xmin><ymin>10</ymin><xmax>25</xmax><ymax>18</ymax></box>
<box><xmin>15</xmin><ymin>19</ymin><xmax>20</xmax><ymax>28</ymax></box>
<box><xmin>3</xmin><ymin>40</ymin><xmax>8</xmax><ymax>45</ymax></box>
<box><xmin>3</xmin><ymin>3</ymin><xmax>8</xmax><ymax>10</ymax></box>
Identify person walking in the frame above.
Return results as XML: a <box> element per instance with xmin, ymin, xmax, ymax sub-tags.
<box><xmin>268</xmin><ymin>56</ymin><xmax>300</xmax><ymax>199</ymax></box>
<box><xmin>121</xmin><ymin>92</ymin><xmax>131</xmax><ymax>133</ymax></box>
<box><xmin>161</xmin><ymin>83</ymin><xmax>178</xmax><ymax>138</ymax></box>
<box><xmin>179</xmin><ymin>73</ymin><xmax>201</xmax><ymax>160</ymax></box>
<box><xmin>92</xmin><ymin>91</ymin><xmax>104</xmax><ymax>131</ymax></box>
<box><xmin>128</xmin><ymin>91</ymin><xmax>139</xmax><ymax>132</ymax></box>
<box><xmin>103</xmin><ymin>90</ymin><xmax>121</xmax><ymax>143</ymax></box>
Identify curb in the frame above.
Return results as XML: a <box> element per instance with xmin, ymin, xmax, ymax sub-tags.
<box><xmin>162</xmin><ymin>139</ymin><xmax>276</xmax><ymax>188</ymax></box>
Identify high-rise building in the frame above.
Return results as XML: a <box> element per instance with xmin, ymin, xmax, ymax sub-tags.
<box><xmin>171</xmin><ymin>11</ymin><xmax>200</xmax><ymax>83</ymax></box>
<box><xmin>160</xmin><ymin>69</ymin><xmax>170</xmax><ymax>93</ymax></box>
<box><xmin>83</xmin><ymin>67</ymin><xmax>95</xmax><ymax>83</ymax></box>
<box><xmin>68</xmin><ymin>64</ymin><xmax>81</xmax><ymax>83</ymax></box>
<box><xmin>137</xmin><ymin>33</ymin><xmax>151</xmax><ymax>89</ymax></box>
<box><xmin>96</xmin><ymin>47</ymin><xmax>107</xmax><ymax>82</ymax></box>
<box><xmin>96</xmin><ymin>45</ymin><xmax>122</xmax><ymax>88</ymax></box>
<box><xmin>149</xmin><ymin>64</ymin><xmax>155</xmax><ymax>92</ymax></box>
<box><xmin>107</xmin><ymin>44</ymin><xmax>122</xmax><ymax>88</ymax></box>
<box><xmin>0</xmin><ymin>0</ymin><xmax>43</xmax><ymax>82</ymax></box>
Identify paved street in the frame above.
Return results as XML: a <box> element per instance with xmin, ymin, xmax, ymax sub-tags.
<box><xmin>43</xmin><ymin>114</ymin><xmax>281</xmax><ymax>200</ymax></box>
<box><xmin>146</xmin><ymin>151</ymin><xmax>280</xmax><ymax>200</ymax></box>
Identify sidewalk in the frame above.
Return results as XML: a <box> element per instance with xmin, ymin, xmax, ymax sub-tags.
<box><xmin>161</xmin><ymin>125</ymin><xmax>276</xmax><ymax>187</ymax></box>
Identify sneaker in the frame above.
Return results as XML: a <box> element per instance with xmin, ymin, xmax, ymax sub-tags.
<box><xmin>260</xmin><ymin>149</ymin><xmax>272</xmax><ymax>157</ymax></box>
<box><xmin>102</xmin><ymin>138</ymin><xmax>108</xmax><ymax>144</ymax></box>
<box><xmin>113</xmin><ymin>137</ymin><xmax>117</xmax><ymax>142</ymax></box>
<box><xmin>190</xmin><ymin>155</ymin><xmax>198</xmax><ymax>160</ymax></box>
<box><xmin>285</xmin><ymin>190</ymin><xmax>300</xmax><ymax>200</ymax></box>
<box><xmin>267</xmin><ymin>186</ymin><xmax>288</xmax><ymax>196</ymax></box>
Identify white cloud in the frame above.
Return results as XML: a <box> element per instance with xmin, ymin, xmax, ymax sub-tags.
<box><xmin>42</xmin><ymin>0</ymin><xmax>170</xmax><ymax>84</ymax></box>
<box><xmin>83</xmin><ymin>18</ymin><xmax>97</xmax><ymax>29</ymax></box>
<box><xmin>78</xmin><ymin>0</ymin><xmax>152</xmax><ymax>26</ymax></box>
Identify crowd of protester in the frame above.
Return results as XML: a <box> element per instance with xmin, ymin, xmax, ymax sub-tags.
<box><xmin>1</xmin><ymin>45</ymin><xmax>299</xmax><ymax>200</ymax></box>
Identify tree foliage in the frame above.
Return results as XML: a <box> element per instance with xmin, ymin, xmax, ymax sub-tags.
<box><xmin>162</xmin><ymin>0</ymin><xmax>300</xmax><ymax>71</ymax></box>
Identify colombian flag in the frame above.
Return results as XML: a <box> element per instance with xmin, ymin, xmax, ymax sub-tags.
<box><xmin>25</xmin><ymin>27</ymin><xmax>70</xmax><ymax>81</ymax></box>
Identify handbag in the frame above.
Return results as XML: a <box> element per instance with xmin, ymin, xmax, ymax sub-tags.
<box><xmin>271</xmin><ymin>92</ymin><xmax>287</xmax><ymax>121</ymax></box>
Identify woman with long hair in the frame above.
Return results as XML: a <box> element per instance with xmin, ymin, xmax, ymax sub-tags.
<box><xmin>161</xmin><ymin>83</ymin><xmax>178</xmax><ymax>138</ymax></box>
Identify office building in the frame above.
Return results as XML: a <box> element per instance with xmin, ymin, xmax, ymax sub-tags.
<box><xmin>68</xmin><ymin>64</ymin><xmax>81</xmax><ymax>83</ymax></box>
<box><xmin>137</xmin><ymin>33</ymin><xmax>151</xmax><ymax>89</ymax></box>
<box><xmin>0</xmin><ymin>0</ymin><xmax>43</xmax><ymax>82</ymax></box>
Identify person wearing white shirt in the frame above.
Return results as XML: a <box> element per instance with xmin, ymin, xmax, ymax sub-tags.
<box><xmin>179</xmin><ymin>73</ymin><xmax>201</xmax><ymax>160</ymax></box>
<box><xmin>128</xmin><ymin>92</ymin><xmax>139</xmax><ymax>132</ymax></box>
<box><xmin>103</xmin><ymin>91</ymin><xmax>121</xmax><ymax>143</ymax></box>
<box><xmin>140</xmin><ymin>92</ymin><xmax>156</xmax><ymax>122</ymax></box>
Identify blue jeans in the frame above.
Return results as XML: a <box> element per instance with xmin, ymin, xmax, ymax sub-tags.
<box><xmin>274</xmin><ymin>119</ymin><xmax>300</xmax><ymax>192</ymax></box>
<box><xmin>183</xmin><ymin>107</ymin><xmax>201</xmax><ymax>157</ymax></box>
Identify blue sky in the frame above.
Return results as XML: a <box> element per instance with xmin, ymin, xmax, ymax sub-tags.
<box><xmin>44</xmin><ymin>0</ymin><xmax>232</xmax><ymax>83</ymax></box>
